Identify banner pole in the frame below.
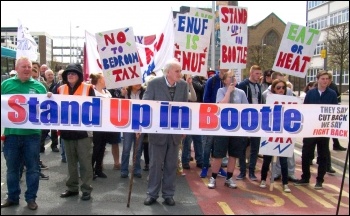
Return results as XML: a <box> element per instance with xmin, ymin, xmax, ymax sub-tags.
<box><xmin>335</xmin><ymin>141</ymin><xmax>349</xmax><ymax>215</ymax></box>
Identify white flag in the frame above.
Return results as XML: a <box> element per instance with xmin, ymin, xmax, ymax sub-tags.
<box><xmin>85</xmin><ymin>30</ymin><xmax>102</xmax><ymax>78</ymax></box>
<box><xmin>16</xmin><ymin>20</ymin><xmax>38</xmax><ymax>61</ymax></box>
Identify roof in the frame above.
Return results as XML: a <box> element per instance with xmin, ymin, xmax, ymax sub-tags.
<box><xmin>1</xmin><ymin>46</ymin><xmax>16</xmax><ymax>59</ymax></box>
<box><xmin>249</xmin><ymin>12</ymin><xmax>286</xmax><ymax>27</ymax></box>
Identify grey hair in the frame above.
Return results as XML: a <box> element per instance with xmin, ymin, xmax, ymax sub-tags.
<box><xmin>163</xmin><ymin>58</ymin><xmax>181</xmax><ymax>75</ymax></box>
<box><xmin>15</xmin><ymin>56</ymin><xmax>31</xmax><ymax>67</ymax></box>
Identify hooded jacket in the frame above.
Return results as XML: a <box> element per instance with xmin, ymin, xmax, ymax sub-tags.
<box><xmin>58</xmin><ymin>63</ymin><xmax>95</xmax><ymax>140</ymax></box>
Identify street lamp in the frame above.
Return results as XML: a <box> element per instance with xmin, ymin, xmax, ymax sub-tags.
<box><xmin>261</xmin><ymin>39</ymin><xmax>267</xmax><ymax>61</ymax></box>
<box><xmin>69</xmin><ymin>22</ymin><xmax>79</xmax><ymax>63</ymax></box>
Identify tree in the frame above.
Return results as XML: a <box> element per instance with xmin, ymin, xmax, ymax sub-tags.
<box><xmin>247</xmin><ymin>44</ymin><xmax>277</xmax><ymax>72</ymax></box>
<box><xmin>325</xmin><ymin>23</ymin><xmax>349</xmax><ymax>97</ymax></box>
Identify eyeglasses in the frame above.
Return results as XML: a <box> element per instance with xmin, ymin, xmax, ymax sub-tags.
<box><xmin>67</xmin><ymin>72</ymin><xmax>77</xmax><ymax>76</ymax></box>
<box><xmin>276</xmin><ymin>85</ymin><xmax>286</xmax><ymax>90</ymax></box>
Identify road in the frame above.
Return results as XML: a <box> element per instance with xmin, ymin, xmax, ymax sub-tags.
<box><xmin>1</xmin><ymin>137</ymin><xmax>349</xmax><ymax>215</ymax></box>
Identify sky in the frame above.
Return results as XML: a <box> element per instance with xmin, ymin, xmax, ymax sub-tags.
<box><xmin>1</xmin><ymin>1</ymin><xmax>307</xmax><ymax>37</ymax></box>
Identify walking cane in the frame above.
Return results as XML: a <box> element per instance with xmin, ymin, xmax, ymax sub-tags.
<box><xmin>270</xmin><ymin>156</ymin><xmax>277</xmax><ymax>191</ymax></box>
<box><xmin>127</xmin><ymin>133</ymin><xmax>140</xmax><ymax>208</ymax></box>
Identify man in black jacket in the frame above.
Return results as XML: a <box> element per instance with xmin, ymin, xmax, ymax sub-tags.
<box><xmin>327</xmin><ymin>72</ymin><xmax>346</xmax><ymax>151</ymax></box>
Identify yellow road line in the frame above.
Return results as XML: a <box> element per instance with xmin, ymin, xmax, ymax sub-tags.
<box><xmin>275</xmin><ymin>185</ymin><xmax>308</xmax><ymax>207</ymax></box>
<box><xmin>295</xmin><ymin>186</ymin><xmax>334</xmax><ymax>208</ymax></box>
<box><xmin>218</xmin><ymin>201</ymin><xmax>235</xmax><ymax>215</ymax></box>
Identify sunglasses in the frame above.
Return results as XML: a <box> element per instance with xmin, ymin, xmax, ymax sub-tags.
<box><xmin>67</xmin><ymin>72</ymin><xmax>78</xmax><ymax>76</ymax></box>
<box><xmin>276</xmin><ymin>85</ymin><xmax>286</xmax><ymax>90</ymax></box>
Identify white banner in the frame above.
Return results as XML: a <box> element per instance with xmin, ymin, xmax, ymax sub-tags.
<box><xmin>174</xmin><ymin>9</ymin><xmax>214</xmax><ymax>77</ymax></box>
<box><xmin>259</xmin><ymin>94</ymin><xmax>301</xmax><ymax>157</ymax></box>
<box><xmin>219</xmin><ymin>6</ymin><xmax>248</xmax><ymax>69</ymax></box>
<box><xmin>272</xmin><ymin>22</ymin><xmax>320</xmax><ymax>78</ymax></box>
<box><xmin>95</xmin><ymin>27</ymin><xmax>142</xmax><ymax>89</ymax></box>
<box><xmin>1</xmin><ymin>94</ymin><xmax>348</xmax><ymax>140</ymax></box>
<box><xmin>16</xmin><ymin>20</ymin><xmax>38</xmax><ymax>61</ymax></box>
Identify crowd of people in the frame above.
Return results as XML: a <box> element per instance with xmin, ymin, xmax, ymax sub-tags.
<box><xmin>1</xmin><ymin>57</ymin><xmax>346</xmax><ymax>210</ymax></box>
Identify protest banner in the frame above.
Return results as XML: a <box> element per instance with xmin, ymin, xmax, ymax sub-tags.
<box><xmin>259</xmin><ymin>94</ymin><xmax>302</xmax><ymax>157</ymax></box>
<box><xmin>272</xmin><ymin>22</ymin><xmax>320</xmax><ymax>78</ymax></box>
<box><xmin>1</xmin><ymin>94</ymin><xmax>348</xmax><ymax>140</ymax></box>
<box><xmin>174</xmin><ymin>8</ymin><xmax>214</xmax><ymax>77</ymax></box>
<box><xmin>219</xmin><ymin>5</ymin><xmax>248</xmax><ymax>69</ymax></box>
<box><xmin>95</xmin><ymin>27</ymin><xmax>142</xmax><ymax>89</ymax></box>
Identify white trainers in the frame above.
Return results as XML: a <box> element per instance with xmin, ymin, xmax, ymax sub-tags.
<box><xmin>224</xmin><ymin>178</ymin><xmax>237</xmax><ymax>189</ymax></box>
<box><xmin>260</xmin><ymin>180</ymin><xmax>267</xmax><ymax>188</ymax></box>
<box><xmin>208</xmin><ymin>177</ymin><xmax>216</xmax><ymax>189</ymax></box>
<box><xmin>283</xmin><ymin>184</ymin><xmax>291</xmax><ymax>193</ymax></box>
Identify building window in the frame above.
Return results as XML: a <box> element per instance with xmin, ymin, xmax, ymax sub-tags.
<box><xmin>313</xmin><ymin>42</ymin><xmax>326</xmax><ymax>56</ymax></box>
<box><xmin>330</xmin><ymin>9</ymin><xmax>349</xmax><ymax>26</ymax></box>
<box><xmin>264</xmin><ymin>30</ymin><xmax>279</xmax><ymax>47</ymax></box>
<box><xmin>308</xmin><ymin>1</ymin><xmax>328</xmax><ymax>10</ymax></box>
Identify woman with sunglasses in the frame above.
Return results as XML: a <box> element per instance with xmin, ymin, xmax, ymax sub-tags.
<box><xmin>260</xmin><ymin>79</ymin><xmax>291</xmax><ymax>193</ymax></box>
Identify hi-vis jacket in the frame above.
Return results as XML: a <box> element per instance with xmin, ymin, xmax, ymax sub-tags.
<box><xmin>58</xmin><ymin>82</ymin><xmax>94</xmax><ymax>140</ymax></box>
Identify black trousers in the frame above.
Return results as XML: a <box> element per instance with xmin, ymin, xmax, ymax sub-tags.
<box><xmin>301</xmin><ymin>137</ymin><xmax>330</xmax><ymax>183</ymax></box>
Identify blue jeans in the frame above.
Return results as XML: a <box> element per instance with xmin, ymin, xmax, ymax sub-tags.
<box><xmin>121</xmin><ymin>133</ymin><xmax>144</xmax><ymax>175</ymax></box>
<box><xmin>3</xmin><ymin>134</ymin><xmax>40</xmax><ymax>203</ymax></box>
<box><xmin>201</xmin><ymin>135</ymin><xmax>214</xmax><ymax>168</ymax></box>
<box><xmin>60</xmin><ymin>137</ymin><xmax>66</xmax><ymax>161</ymax></box>
<box><xmin>182</xmin><ymin>135</ymin><xmax>203</xmax><ymax>165</ymax></box>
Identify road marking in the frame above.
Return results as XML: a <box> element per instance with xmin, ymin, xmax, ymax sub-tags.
<box><xmin>217</xmin><ymin>201</ymin><xmax>235</xmax><ymax>215</ymax></box>
<box><xmin>294</xmin><ymin>186</ymin><xmax>334</xmax><ymax>208</ymax></box>
<box><xmin>317</xmin><ymin>184</ymin><xmax>349</xmax><ymax>208</ymax></box>
<box><xmin>275</xmin><ymin>184</ymin><xmax>308</xmax><ymax>207</ymax></box>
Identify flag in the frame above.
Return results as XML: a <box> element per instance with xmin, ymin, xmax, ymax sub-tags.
<box><xmin>136</xmin><ymin>10</ymin><xmax>175</xmax><ymax>81</ymax></box>
<box><xmin>84</xmin><ymin>30</ymin><xmax>102</xmax><ymax>79</ymax></box>
<box><xmin>16</xmin><ymin>20</ymin><xmax>38</xmax><ymax>61</ymax></box>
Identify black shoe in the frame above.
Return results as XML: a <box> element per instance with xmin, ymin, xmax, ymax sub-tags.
<box><xmin>182</xmin><ymin>163</ymin><xmax>190</xmax><ymax>170</ymax></box>
<box><xmin>39</xmin><ymin>172</ymin><xmax>49</xmax><ymax>180</ymax></box>
<box><xmin>133</xmin><ymin>173</ymin><xmax>142</xmax><ymax>178</ymax></box>
<box><xmin>93</xmin><ymin>174</ymin><xmax>98</xmax><ymax>180</ymax></box>
<box><xmin>143</xmin><ymin>165</ymin><xmax>149</xmax><ymax>171</ymax></box>
<box><xmin>249</xmin><ymin>173</ymin><xmax>258</xmax><ymax>181</ymax></box>
<box><xmin>61</xmin><ymin>158</ymin><xmax>67</xmax><ymax>163</ymax></box>
<box><xmin>144</xmin><ymin>197</ymin><xmax>157</xmax><ymax>205</ymax></box>
<box><xmin>81</xmin><ymin>192</ymin><xmax>91</xmax><ymax>201</ymax></box>
<box><xmin>60</xmin><ymin>190</ymin><xmax>79</xmax><ymax>198</ymax></box>
<box><xmin>27</xmin><ymin>201</ymin><xmax>38</xmax><ymax>210</ymax></box>
<box><xmin>95</xmin><ymin>172</ymin><xmax>107</xmax><ymax>178</ymax></box>
<box><xmin>51</xmin><ymin>147</ymin><xmax>59</xmax><ymax>152</ymax></box>
<box><xmin>40</xmin><ymin>163</ymin><xmax>49</xmax><ymax>170</ymax></box>
<box><xmin>163</xmin><ymin>197</ymin><xmax>175</xmax><ymax>206</ymax></box>
<box><xmin>121</xmin><ymin>173</ymin><xmax>128</xmax><ymax>178</ymax></box>
<box><xmin>294</xmin><ymin>179</ymin><xmax>309</xmax><ymax>186</ymax></box>
<box><xmin>314</xmin><ymin>181</ymin><xmax>323</xmax><ymax>190</ymax></box>
<box><xmin>333</xmin><ymin>145</ymin><xmax>347</xmax><ymax>151</ymax></box>
<box><xmin>327</xmin><ymin>168</ymin><xmax>336</xmax><ymax>176</ymax></box>
<box><xmin>1</xmin><ymin>199</ymin><xmax>19</xmax><ymax>208</ymax></box>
